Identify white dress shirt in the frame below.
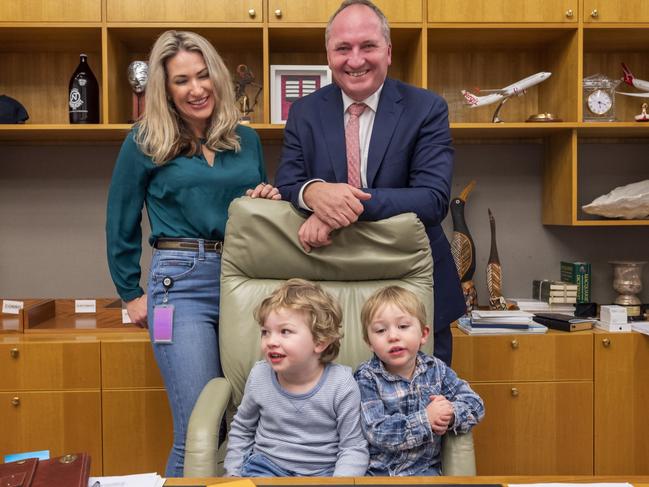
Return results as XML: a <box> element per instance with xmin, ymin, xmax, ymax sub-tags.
<box><xmin>298</xmin><ymin>85</ymin><xmax>384</xmax><ymax>210</ymax></box>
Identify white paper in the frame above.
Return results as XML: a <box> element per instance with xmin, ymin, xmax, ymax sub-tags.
<box><xmin>2</xmin><ymin>299</ymin><xmax>24</xmax><ymax>315</ymax></box>
<box><xmin>75</xmin><ymin>299</ymin><xmax>97</xmax><ymax>313</ymax></box>
<box><xmin>88</xmin><ymin>472</ymin><xmax>164</xmax><ymax>487</ymax></box>
<box><xmin>510</xmin><ymin>483</ymin><xmax>632</xmax><ymax>487</ymax></box>
<box><xmin>631</xmin><ymin>321</ymin><xmax>649</xmax><ymax>335</ymax></box>
<box><xmin>121</xmin><ymin>309</ymin><xmax>133</xmax><ymax>324</ymax></box>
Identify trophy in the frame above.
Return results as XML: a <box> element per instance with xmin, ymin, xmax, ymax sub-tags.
<box><xmin>609</xmin><ymin>261</ymin><xmax>647</xmax><ymax>319</ymax></box>
<box><xmin>234</xmin><ymin>64</ymin><xmax>262</xmax><ymax>123</ymax></box>
<box><xmin>127</xmin><ymin>60</ymin><xmax>148</xmax><ymax>122</ymax></box>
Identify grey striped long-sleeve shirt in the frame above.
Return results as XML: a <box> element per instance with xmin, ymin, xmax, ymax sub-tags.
<box><xmin>224</xmin><ymin>360</ymin><xmax>369</xmax><ymax>476</ymax></box>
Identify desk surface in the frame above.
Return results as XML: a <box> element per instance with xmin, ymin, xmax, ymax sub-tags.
<box><xmin>164</xmin><ymin>476</ymin><xmax>649</xmax><ymax>486</ymax></box>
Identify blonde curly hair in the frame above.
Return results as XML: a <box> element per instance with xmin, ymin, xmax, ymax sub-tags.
<box><xmin>255</xmin><ymin>279</ymin><xmax>343</xmax><ymax>364</ymax></box>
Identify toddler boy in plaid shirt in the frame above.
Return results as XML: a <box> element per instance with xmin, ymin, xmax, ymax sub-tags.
<box><xmin>354</xmin><ymin>286</ymin><xmax>484</xmax><ymax>476</ymax></box>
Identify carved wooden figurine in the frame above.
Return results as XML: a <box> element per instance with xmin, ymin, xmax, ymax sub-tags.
<box><xmin>451</xmin><ymin>180</ymin><xmax>478</xmax><ymax>312</ymax></box>
<box><xmin>486</xmin><ymin>208</ymin><xmax>507</xmax><ymax>310</ymax></box>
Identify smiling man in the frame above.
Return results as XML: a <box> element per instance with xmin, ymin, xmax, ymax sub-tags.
<box><xmin>274</xmin><ymin>0</ymin><xmax>464</xmax><ymax>366</ymax></box>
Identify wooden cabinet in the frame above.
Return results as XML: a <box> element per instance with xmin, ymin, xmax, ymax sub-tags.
<box><xmin>106</xmin><ymin>0</ymin><xmax>263</xmax><ymax>23</ymax></box>
<box><xmin>0</xmin><ymin>337</ymin><xmax>102</xmax><ymax>474</ymax></box>
<box><xmin>471</xmin><ymin>382</ymin><xmax>593</xmax><ymax>474</ymax></box>
<box><xmin>427</xmin><ymin>0</ymin><xmax>578</xmax><ymax>23</ymax></box>
<box><xmin>583</xmin><ymin>0</ymin><xmax>649</xmax><ymax>23</ymax></box>
<box><xmin>454</xmin><ymin>329</ymin><xmax>649</xmax><ymax>475</ymax></box>
<box><xmin>0</xmin><ymin>0</ymin><xmax>101</xmax><ymax>22</ymax></box>
<box><xmin>594</xmin><ymin>332</ymin><xmax>649</xmax><ymax>475</ymax></box>
<box><xmin>268</xmin><ymin>0</ymin><xmax>422</xmax><ymax>23</ymax></box>
<box><xmin>0</xmin><ymin>334</ymin><xmax>170</xmax><ymax>476</ymax></box>
<box><xmin>101</xmin><ymin>337</ymin><xmax>172</xmax><ymax>475</ymax></box>
<box><xmin>453</xmin><ymin>330</ymin><xmax>594</xmax><ymax>475</ymax></box>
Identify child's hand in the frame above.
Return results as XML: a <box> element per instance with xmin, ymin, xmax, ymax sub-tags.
<box><xmin>426</xmin><ymin>395</ymin><xmax>455</xmax><ymax>436</ymax></box>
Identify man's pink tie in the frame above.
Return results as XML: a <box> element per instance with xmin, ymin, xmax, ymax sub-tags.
<box><xmin>345</xmin><ymin>102</ymin><xmax>366</xmax><ymax>188</ymax></box>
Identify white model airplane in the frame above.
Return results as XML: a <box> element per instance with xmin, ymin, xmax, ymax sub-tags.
<box><xmin>618</xmin><ymin>63</ymin><xmax>649</xmax><ymax>98</ymax></box>
<box><xmin>461</xmin><ymin>72</ymin><xmax>552</xmax><ymax>122</ymax></box>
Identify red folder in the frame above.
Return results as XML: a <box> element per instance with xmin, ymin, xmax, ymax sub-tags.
<box><xmin>0</xmin><ymin>457</ymin><xmax>38</xmax><ymax>487</ymax></box>
<box><xmin>32</xmin><ymin>453</ymin><xmax>90</xmax><ymax>487</ymax></box>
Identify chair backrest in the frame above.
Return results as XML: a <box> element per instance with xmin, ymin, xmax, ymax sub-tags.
<box><xmin>219</xmin><ymin>197</ymin><xmax>433</xmax><ymax>407</ymax></box>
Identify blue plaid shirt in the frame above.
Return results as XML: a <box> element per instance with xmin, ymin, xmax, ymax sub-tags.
<box><xmin>354</xmin><ymin>351</ymin><xmax>485</xmax><ymax>476</ymax></box>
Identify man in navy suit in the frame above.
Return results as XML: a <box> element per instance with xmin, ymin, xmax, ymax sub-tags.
<box><xmin>272</xmin><ymin>0</ymin><xmax>464</xmax><ymax>365</ymax></box>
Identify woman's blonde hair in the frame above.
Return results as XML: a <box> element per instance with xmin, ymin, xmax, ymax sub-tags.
<box><xmin>255</xmin><ymin>279</ymin><xmax>344</xmax><ymax>364</ymax></box>
<box><xmin>135</xmin><ymin>30</ymin><xmax>240</xmax><ymax>164</ymax></box>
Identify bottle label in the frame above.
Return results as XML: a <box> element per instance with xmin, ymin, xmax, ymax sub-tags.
<box><xmin>69</xmin><ymin>88</ymin><xmax>84</xmax><ymax>110</ymax></box>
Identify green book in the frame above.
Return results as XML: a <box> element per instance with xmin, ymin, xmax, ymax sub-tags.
<box><xmin>560</xmin><ymin>261</ymin><xmax>592</xmax><ymax>303</ymax></box>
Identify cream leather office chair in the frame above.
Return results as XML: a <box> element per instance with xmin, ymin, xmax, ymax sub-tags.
<box><xmin>184</xmin><ymin>197</ymin><xmax>476</xmax><ymax>477</ymax></box>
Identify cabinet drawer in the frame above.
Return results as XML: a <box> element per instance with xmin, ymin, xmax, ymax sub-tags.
<box><xmin>584</xmin><ymin>0</ymin><xmax>649</xmax><ymax>22</ymax></box>
<box><xmin>107</xmin><ymin>0</ymin><xmax>263</xmax><ymax>23</ymax></box>
<box><xmin>0</xmin><ymin>0</ymin><xmax>101</xmax><ymax>22</ymax></box>
<box><xmin>472</xmin><ymin>382</ymin><xmax>593</xmax><ymax>474</ymax></box>
<box><xmin>428</xmin><ymin>0</ymin><xmax>577</xmax><ymax>23</ymax></box>
<box><xmin>101</xmin><ymin>340</ymin><xmax>164</xmax><ymax>389</ymax></box>
<box><xmin>453</xmin><ymin>332</ymin><xmax>592</xmax><ymax>381</ymax></box>
<box><xmin>0</xmin><ymin>391</ymin><xmax>102</xmax><ymax>475</ymax></box>
<box><xmin>102</xmin><ymin>390</ymin><xmax>172</xmax><ymax>475</ymax></box>
<box><xmin>0</xmin><ymin>341</ymin><xmax>100</xmax><ymax>390</ymax></box>
<box><xmin>269</xmin><ymin>0</ymin><xmax>422</xmax><ymax>23</ymax></box>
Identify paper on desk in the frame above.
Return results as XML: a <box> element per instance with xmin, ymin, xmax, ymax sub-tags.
<box><xmin>88</xmin><ymin>473</ymin><xmax>164</xmax><ymax>487</ymax></box>
<box><xmin>509</xmin><ymin>483</ymin><xmax>633</xmax><ymax>487</ymax></box>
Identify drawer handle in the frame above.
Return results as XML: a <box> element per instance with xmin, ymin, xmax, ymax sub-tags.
<box><xmin>602</xmin><ymin>337</ymin><xmax>611</xmax><ymax>347</ymax></box>
<box><xmin>274</xmin><ymin>9</ymin><xmax>282</xmax><ymax>18</ymax></box>
<box><xmin>591</xmin><ymin>9</ymin><xmax>599</xmax><ymax>18</ymax></box>
<box><xmin>11</xmin><ymin>396</ymin><xmax>20</xmax><ymax>406</ymax></box>
<box><xmin>248</xmin><ymin>8</ymin><xmax>256</xmax><ymax>18</ymax></box>
<box><xmin>565</xmin><ymin>9</ymin><xmax>573</xmax><ymax>18</ymax></box>
<box><xmin>510</xmin><ymin>339</ymin><xmax>519</xmax><ymax>349</ymax></box>
<box><xmin>511</xmin><ymin>387</ymin><xmax>519</xmax><ymax>397</ymax></box>
<box><xmin>10</xmin><ymin>347</ymin><xmax>19</xmax><ymax>358</ymax></box>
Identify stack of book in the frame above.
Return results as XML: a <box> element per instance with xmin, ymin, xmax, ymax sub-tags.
<box><xmin>458</xmin><ymin>310</ymin><xmax>548</xmax><ymax>335</ymax></box>
<box><xmin>532</xmin><ymin>280</ymin><xmax>578</xmax><ymax>304</ymax></box>
<box><xmin>508</xmin><ymin>298</ymin><xmax>576</xmax><ymax>314</ymax></box>
<box><xmin>560</xmin><ymin>261</ymin><xmax>592</xmax><ymax>303</ymax></box>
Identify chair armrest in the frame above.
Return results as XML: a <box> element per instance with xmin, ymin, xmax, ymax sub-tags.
<box><xmin>184</xmin><ymin>377</ymin><xmax>232</xmax><ymax>477</ymax></box>
<box><xmin>441</xmin><ymin>430</ymin><xmax>476</xmax><ymax>476</ymax></box>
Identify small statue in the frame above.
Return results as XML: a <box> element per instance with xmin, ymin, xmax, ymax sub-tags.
<box><xmin>635</xmin><ymin>102</ymin><xmax>649</xmax><ymax>122</ymax></box>
<box><xmin>450</xmin><ymin>180</ymin><xmax>478</xmax><ymax>313</ymax></box>
<box><xmin>234</xmin><ymin>64</ymin><xmax>262</xmax><ymax>123</ymax></box>
<box><xmin>127</xmin><ymin>60</ymin><xmax>148</xmax><ymax>122</ymax></box>
<box><xmin>486</xmin><ymin>208</ymin><xmax>507</xmax><ymax>310</ymax></box>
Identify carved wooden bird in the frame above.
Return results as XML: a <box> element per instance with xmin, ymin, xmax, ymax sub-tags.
<box><xmin>450</xmin><ymin>180</ymin><xmax>478</xmax><ymax>312</ymax></box>
<box><xmin>486</xmin><ymin>208</ymin><xmax>507</xmax><ymax>310</ymax></box>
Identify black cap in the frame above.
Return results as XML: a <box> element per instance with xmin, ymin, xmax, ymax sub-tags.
<box><xmin>0</xmin><ymin>95</ymin><xmax>29</xmax><ymax>124</ymax></box>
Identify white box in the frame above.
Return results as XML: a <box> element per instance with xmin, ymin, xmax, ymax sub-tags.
<box><xmin>600</xmin><ymin>305</ymin><xmax>627</xmax><ymax>325</ymax></box>
<box><xmin>595</xmin><ymin>320</ymin><xmax>632</xmax><ymax>332</ymax></box>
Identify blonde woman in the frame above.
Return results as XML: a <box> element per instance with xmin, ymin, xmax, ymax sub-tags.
<box><xmin>106</xmin><ymin>30</ymin><xmax>279</xmax><ymax>477</ymax></box>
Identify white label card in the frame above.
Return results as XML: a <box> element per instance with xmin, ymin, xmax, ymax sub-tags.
<box><xmin>75</xmin><ymin>299</ymin><xmax>97</xmax><ymax>313</ymax></box>
<box><xmin>2</xmin><ymin>300</ymin><xmax>24</xmax><ymax>315</ymax></box>
<box><xmin>122</xmin><ymin>309</ymin><xmax>133</xmax><ymax>324</ymax></box>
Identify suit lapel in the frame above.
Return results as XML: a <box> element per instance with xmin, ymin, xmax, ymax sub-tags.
<box><xmin>319</xmin><ymin>86</ymin><xmax>347</xmax><ymax>183</ymax></box>
<box><xmin>367</xmin><ymin>79</ymin><xmax>403</xmax><ymax>187</ymax></box>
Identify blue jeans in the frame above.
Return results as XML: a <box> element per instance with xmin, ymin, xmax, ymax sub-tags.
<box><xmin>146</xmin><ymin>242</ymin><xmax>222</xmax><ymax>477</ymax></box>
<box><xmin>241</xmin><ymin>452</ymin><xmax>335</xmax><ymax>477</ymax></box>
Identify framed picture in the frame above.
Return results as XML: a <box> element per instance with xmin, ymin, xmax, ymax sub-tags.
<box><xmin>270</xmin><ymin>65</ymin><xmax>332</xmax><ymax>124</ymax></box>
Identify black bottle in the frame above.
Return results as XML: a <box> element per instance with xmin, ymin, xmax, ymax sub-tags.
<box><xmin>68</xmin><ymin>54</ymin><xmax>99</xmax><ymax>123</ymax></box>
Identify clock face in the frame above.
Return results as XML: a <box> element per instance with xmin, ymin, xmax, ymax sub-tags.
<box><xmin>587</xmin><ymin>89</ymin><xmax>612</xmax><ymax>115</ymax></box>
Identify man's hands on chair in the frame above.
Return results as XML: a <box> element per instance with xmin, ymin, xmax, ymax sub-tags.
<box><xmin>299</xmin><ymin>182</ymin><xmax>371</xmax><ymax>252</ymax></box>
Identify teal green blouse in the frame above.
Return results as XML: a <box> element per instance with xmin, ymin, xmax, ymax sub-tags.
<box><xmin>106</xmin><ymin>125</ymin><xmax>267</xmax><ymax>302</ymax></box>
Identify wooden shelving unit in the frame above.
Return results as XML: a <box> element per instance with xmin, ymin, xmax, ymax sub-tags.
<box><xmin>1</xmin><ymin>0</ymin><xmax>647</xmax><ymax>225</ymax></box>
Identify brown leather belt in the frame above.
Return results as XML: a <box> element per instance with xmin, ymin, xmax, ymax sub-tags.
<box><xmin>154</xmin><ymin>238</ymin><xmax>223</xmax><ymax>253</ymax></box>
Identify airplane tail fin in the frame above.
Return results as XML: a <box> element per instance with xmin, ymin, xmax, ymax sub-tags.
<box><xmin>461</xmin><ymin>89</ymin><xmax>480</xmax><ymax>106</ymax></box>
<box><xmin>622</xmin><ymin>63</ymin><xmax>634</xmax><ymax>86</ymax></box>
